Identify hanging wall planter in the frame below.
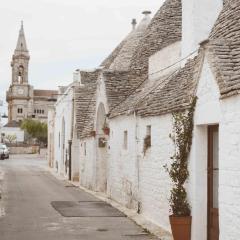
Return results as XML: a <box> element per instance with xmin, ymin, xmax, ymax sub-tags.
<box><xmin>102</xmin><ymin>127</ymin><xmax>110</xmax><ymax>136</ymax></box>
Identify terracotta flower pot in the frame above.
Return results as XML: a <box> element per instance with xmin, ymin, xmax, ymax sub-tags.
<box><xmin>169</xmin><ymin>216</ymin><xmax>192</xmax><ymax>240</ymax></box>
<box><xmin>103</xmin><ymin>127</ymin><xmax>110</xmax><ymax>135</ymax></box>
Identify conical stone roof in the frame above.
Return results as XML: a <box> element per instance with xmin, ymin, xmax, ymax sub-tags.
<box><xmin>14</xmin><ymin>21</ymin><xmax>29</xmax><ymax>56</ymax></box>
<box><xmin>100</xmin><ymin>13</ymin><xmax>151</xmax><ymax>71</ymax></box>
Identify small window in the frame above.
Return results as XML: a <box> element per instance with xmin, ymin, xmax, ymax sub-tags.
<box><xmin>143</xmin><ymin>125</ymin><xmax>151</xmax><ymax>154</ymax></box>
<box><xmin>34</xmin><ymin>109</ymin><xmax>36</xmax><ymax>114</ymax></box>
<box><xmin>123</xmin><ymin>130</ymin><xmax>128</xmax><ymax>150</ymax></box>
<box><xmin>17</xmin><ymin>108</ymin><xmax>23</xmax><ymax>114</ymax></box>
<box><xmin>42</xmin><ymin>110</ymin><xmax>44</xmax><ymax>114</ymax></box>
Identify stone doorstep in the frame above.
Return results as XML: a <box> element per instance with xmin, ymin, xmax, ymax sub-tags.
<box><xmin>47</xmin><ymin>167</ymin><xmax>173</xmax><ymax>240</ymax></box>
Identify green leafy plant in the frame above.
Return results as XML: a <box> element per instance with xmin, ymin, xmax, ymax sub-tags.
<box><xmin>165</xmin><ymin>97</ymin><xmax>196</xmax><ymax>217</ymax></box>
<box><xmin>21</xmin><ymin>119</ymin><xmax>48</xmax><ymax>144</ymax></box>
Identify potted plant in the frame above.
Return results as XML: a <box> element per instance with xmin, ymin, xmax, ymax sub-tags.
<box><xmin>143</xmin><ymin>135</ymin><xmax>151</xmax><ymax>154</ymax></box>
<box><xmin>102</xmin><ymin>122</ymin><xmax>110</xmax><ymax>136</ymax></box>
<box><xmin>165</xmin><ymin>98</ymin><xmax>196</xmax><ymax>240</ymax></box>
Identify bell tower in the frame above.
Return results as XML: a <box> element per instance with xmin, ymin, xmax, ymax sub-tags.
<box><xmin>11</xmin><ymin>21</ymin><xmax>30</xmax><ymax>84</ymax></box>
<box><xmin>6</xmin><ymin>22</ymin><xmax>33</xmax><ymax>123</ymax></box>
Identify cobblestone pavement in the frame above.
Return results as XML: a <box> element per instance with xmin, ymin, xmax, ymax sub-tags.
<box><xmin>0</xmin><ymin>154</ymin><xmax>158</xmax><ymax>240</ymax></box>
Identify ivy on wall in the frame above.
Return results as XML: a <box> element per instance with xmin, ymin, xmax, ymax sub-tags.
<box><xmin>165</xmin><ymin>97</ymin><xmax>197</xmax><ymax>217</ymax></box>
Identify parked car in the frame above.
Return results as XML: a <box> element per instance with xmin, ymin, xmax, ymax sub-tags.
<box><xmin>0</xmin><ymin>147</ymin><xmax>4</xmax><ymax>160</ymax></box>
<box><xmin>0</xmin><ymin>144</ymin><xmax>10</xmax><ymax>160</ymax></box>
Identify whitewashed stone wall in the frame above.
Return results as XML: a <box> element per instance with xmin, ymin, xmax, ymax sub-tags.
<box><xmin>189</xmin><ymin>58</ymin><xmax>221</xmax><ymax>240</ymax></box>
<box><xmin>219</xmin><ymin>95</ymin><xmax>240</xmax><ymax>240</ymax></box>
<box><xmin>108</xmin><ymin>116</ymin><xmax>138</xmax><ymax>209</ymax></box>
<box><xmin>189</xmin><ymin>57</ymin><xmax>240</xmax><ymax>240</ymax></box>
<box><xmin>54</xmin><ymin>87</ymin><xmax>73</xmax><ymax>178</ymax></box>
<box><xmin>79</xmin><ymin>137</ymin><xmax>96</xmax><ymax>190</ymax></box>
<box><xmin>138</xmin><ymin>115</ymin><xmax>173</xmax><ymax>231</ymax></box>
<box><xmin>149</xmin><ymin>41</ymin><xmax>181</xmax><ymax>81</ymax></box>
<box><xmin>109</xmin><ymin>114</ymin><xmax>174</xmax><ymax>231</ymax></box>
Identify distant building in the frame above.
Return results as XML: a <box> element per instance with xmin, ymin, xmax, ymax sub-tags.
<box><xmin>1</xmin><ymin>121</ymin><xmax>24</xmax><ymax>143</ymax></box>
<box><xmin>6</xmin><ymin>22</ymin><xmax>57</xmax><ymax>126</ymax></box>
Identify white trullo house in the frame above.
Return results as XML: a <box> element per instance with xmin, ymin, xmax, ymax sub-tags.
<box><xmin>50</xmin><ymin>0</ymin><xmax>240</xmax><ymax>239</ymax></box>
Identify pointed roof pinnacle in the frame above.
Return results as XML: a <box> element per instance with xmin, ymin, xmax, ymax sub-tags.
<box><xmin>15</xmin><ymin>21</ymin><xmax>29</xmax><ymax>54</ymax></box>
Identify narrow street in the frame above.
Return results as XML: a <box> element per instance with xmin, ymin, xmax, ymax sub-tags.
<box><xmin>0</xmin><ymin>154</ymin><xmax>158</xmax><ymax>240</ymax></box>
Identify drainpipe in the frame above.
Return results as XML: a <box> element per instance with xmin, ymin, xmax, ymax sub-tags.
<box><xmin>134</xmin><ymin>111</ymin><xmax>141</xmax><ymax>213</ymax></box>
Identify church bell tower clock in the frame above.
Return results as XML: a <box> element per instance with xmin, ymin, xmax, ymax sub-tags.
<box><xmin>6</xmin><ymin>21</ymin><xmax>33</xmax><ymax>123</ymax></box>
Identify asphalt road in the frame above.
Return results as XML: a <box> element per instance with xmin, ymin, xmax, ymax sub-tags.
<box><xmin>0</xmin><ymin>154</ymin><xmax>158</xmax><ymax>240</ymax></box>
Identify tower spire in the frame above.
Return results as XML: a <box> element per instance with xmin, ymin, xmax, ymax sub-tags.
<box><xmin>15</xmin><ymin>21</ymin><xmax>28</xmax><ymax>54</ymax></box>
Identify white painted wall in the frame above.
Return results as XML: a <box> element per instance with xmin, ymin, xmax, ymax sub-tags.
<box><xmin>109</xmin><ymin>116</ymin><xmax>139</xmax><ymax>209</ymax></box>
<box><xmin>79</xmin><ymin>137</ymin><xmax>96</xmax><ymax>190</ymax></box>
<box><xmin>138</xmin><ymin>115</ymin><xmax>173</xmax><ymax>231</ymax></box>
<box><xmin>189</xmin><ymin>56</ymin><xmax>240</xmax><ymax>240</ymax></box>
<box><xmin>182</xmin><ymin>0</ymin><xmax>223</xmax><ymax>59</ymax></box>
<box><xmin>189</xmin><ymin>58</ymin><xmax>221</xmax><ymax>240</ymax></box>
<box><xmin>218</xmin><ymin>94</ymin><xmax>240</xmax><ymax>240</ymax></box>
<box><xmin>149</xmin><ymin>41</ymin><xmax>181</xmax><ymax>81</ymax></box>
<box><xmin>54</xmin><ymin>86</ymin><xmax>73</xmax><ymax>178</ymax></box>
<box><xmin>109</xmin><ymin>114</ymin><xmax>174</xmax><ymax>231</ymax></box>
<box><xmin>2</xmin><ymin>127</ymin><xmax>24</xmax><ymax>142</ymax></box>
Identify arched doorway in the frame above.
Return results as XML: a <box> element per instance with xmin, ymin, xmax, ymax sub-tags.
<box><xmin>96</xmin><ymin>103</ymin><xmax>108</xmax><ymax>193</ymax></box>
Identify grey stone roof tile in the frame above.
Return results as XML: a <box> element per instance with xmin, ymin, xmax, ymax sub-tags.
<box><xmin>130</xmin><ymin>0</ymin><xmax>182</xmax><ymax>74</ymax></box>
<box><xmin>109</xmin><ymin>54</ymin><xmax>204</xmax><ymax>118</ymax></box>
<box><xmin>74</xmin><ymin>70</ymin><xmax>100</xmax><ymax>139</ymax></box>
<box><xmin>207</xmin><ymin>0</ymin><xmax>240</xmax><ymax>98</ymax></box>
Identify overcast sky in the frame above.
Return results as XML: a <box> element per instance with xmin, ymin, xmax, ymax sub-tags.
<box><xmin>0</xmin><ymin>0</ymin><xmax>164</xmax><ymax>112</ymax></box>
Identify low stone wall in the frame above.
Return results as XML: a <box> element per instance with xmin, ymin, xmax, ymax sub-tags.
<box><xmin>9</xmin><ymin>145</ymin><xmax>40</xmax><ymax>154</ymax></box>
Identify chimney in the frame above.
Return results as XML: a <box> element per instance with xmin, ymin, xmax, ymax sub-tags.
<box><xmin>132</xmin><ymin>19</ymin><xmax>137</xmax><ymax>30</ymax></box>
<box><xmin>182</xmin><ymin>0</ymin><xmax>223</xmax><ymax>60</ymax></box>
<box><xmin>142</xmin><ymin>10</ymin><xmax>152</xmax><ymax>18</ymax></box>
<box><xmin>73</xmin><ymin>69</ymin><xmax>81</xmax><ymax>83</ymax></box>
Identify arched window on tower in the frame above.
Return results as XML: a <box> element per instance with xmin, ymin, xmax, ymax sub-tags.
<box><xmin>18</xmin><ymin>65</ymin><xmax>24</xmax><ymax>84</ymax></box>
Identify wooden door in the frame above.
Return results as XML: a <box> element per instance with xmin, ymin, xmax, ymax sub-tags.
<box><xmin>208</xmin><ymin>125</ymin><xmax>219</xmax><ymax>240</ymax></box>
